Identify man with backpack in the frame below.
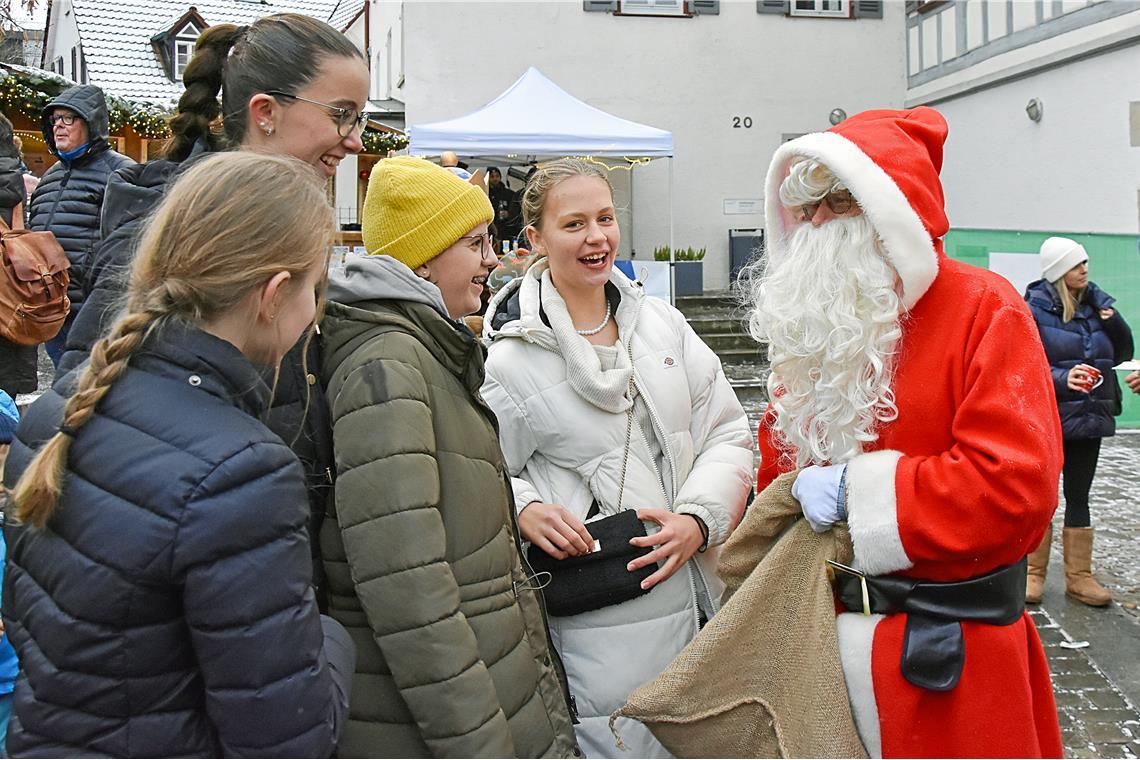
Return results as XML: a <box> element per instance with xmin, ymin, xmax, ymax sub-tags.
<box><xmin>28</xmin><ymin>84</ymin><xmax>134</xmax><ymax>367</ymax></box>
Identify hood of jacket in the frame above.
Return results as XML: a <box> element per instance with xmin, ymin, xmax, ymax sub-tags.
<box><xmin>484</xmin><ymin>259</ymin><xmax>644</xmax><ymax>354</ymax></box>
<box><xmin>1024</xmin><ymin>278</ymin><xmax>1115</xmax><ymax>316</ymax></box>
<box><xmin>41</xmin><ymin>85</ymin><xmax>111</xmax><ymax>159</ymax></box>
<box><xmin>323</xmin><ymin>255</ymin><xmax>484</xmax><ymax>392</ymax></box>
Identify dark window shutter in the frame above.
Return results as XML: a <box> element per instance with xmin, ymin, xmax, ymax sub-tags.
<box><xmin>583</xmin><ymin>1</ymin><xmax>618</xmax><ymax>11</ymax></box>
<box><xmin>756</xmin><ymin>0</ymin><xmax>789</xmax><ymax>14</ymax></box>
<box><xmin>690</xmin><ymin>1</ymin><xmax>720</xmax><ymax>14</ymax></box>
<box><xmin>853</xmin><ymin>0</ymin><xmax>883</xmax><ymax>18</ymax></box>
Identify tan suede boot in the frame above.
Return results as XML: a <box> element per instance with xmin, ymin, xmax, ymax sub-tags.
<box><xmin>1063</xmin><ymin>527</ymin><xmax>1112</xmax><ymax>607</ymax></box>
<box><xmin>1025</xmin><ymin>525</ymin><xmax>1052</xmax><ymax>604</ymax></box>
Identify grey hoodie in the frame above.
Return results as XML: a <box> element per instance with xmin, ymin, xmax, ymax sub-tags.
<box><xmin>328</xmin><ymin>254</ymin><xmax>453</xmax><ymax>320</ymax></box>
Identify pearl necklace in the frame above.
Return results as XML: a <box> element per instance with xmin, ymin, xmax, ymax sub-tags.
<box><xmin>575</xmin><ymin>301</ymin><xmax>612</xmax><ymax>336</ymax></box>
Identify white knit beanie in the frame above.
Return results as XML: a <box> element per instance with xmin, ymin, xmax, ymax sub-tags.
<box><xmin>1040</xmin><ymin>237</ymin><xmax>1088</xmax><ymax>283</ymax></box>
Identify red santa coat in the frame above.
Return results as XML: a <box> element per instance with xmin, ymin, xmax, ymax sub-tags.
<box><xmin>757</xmin><ymin>108</ymin><xmax>1064</xmax><ymax>758</ymax></box>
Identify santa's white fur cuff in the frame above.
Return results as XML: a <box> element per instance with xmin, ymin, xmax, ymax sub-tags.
<box><xmin>845</xmin><ymin>449</ymin><xmax>912</xmax><ymax>575</ymax></box>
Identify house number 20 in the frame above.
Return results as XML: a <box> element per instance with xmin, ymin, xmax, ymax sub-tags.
<box><xmin>732</xmin><ymin>116</ymin><xmax>753</xmax><ymax>128</ymax></box>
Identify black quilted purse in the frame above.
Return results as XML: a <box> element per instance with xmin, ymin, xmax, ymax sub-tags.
<box><xmin>525</xmin><ymin>371</ymin><xmax>655</xmax><ymax>617</ymax></box>
<box><xmin>527</xmin><ymin>509</ymin><xmax>654</xmax><ymax>617</ymax></box>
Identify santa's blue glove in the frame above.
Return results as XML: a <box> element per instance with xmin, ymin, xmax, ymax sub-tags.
<box><xmin>791</xmin><ymin>463</ymin><xmax>848</xmax><ymax>533</ymax></box>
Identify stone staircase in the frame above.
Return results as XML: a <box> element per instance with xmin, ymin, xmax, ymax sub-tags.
<box><xmin>674</xmin><ymin>292</ymin><xmax>768</xmax><ymax>423</ymax></box>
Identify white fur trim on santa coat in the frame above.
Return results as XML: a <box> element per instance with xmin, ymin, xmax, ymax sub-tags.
<box><xmin>837</xmin><ymin>612</ymin><xmax>885</xmax><ymax>758</ymax></box>
<box><xmin>764</xmin><ymin>131</ymin><xmax>939</xmax><ymax>310</ymax></box>
<box><xmin>845</xmin><ymin>449</ymin><xmax>913</xmax><ymax>575</ymax></box>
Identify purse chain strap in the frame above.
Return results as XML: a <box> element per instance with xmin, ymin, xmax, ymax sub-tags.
<box><xmin>616</xmin><ymin>339</ymin><xmax>635</xmax><ymax>512</ymax></box>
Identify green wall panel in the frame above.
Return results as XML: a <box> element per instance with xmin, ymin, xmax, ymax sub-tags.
<box><xmin>945</xmin><ymin>229</ymin><xmax>1140</xmax><ymax>428</ymax></box>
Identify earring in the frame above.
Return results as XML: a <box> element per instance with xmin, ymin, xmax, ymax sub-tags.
<box><xmin>261</xmin><ymin>123</ymin><xmax>274</xmax><ymax>137</ymax></box>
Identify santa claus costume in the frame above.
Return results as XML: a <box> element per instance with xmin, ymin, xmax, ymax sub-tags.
<box><xmin>756</xmin><ymin>108</ymin><xmax>1064</xmax><ymax>758</ymax></box>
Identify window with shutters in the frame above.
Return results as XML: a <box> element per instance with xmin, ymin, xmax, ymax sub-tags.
<box><xmin>758</xmin><ymin>0</ymin><xmax>881</xmax><ymax>18</ymax></box>
<box><xmin>790</xmin><ymin>0</ymin><xmax>847</xmax><ymax>18</ymax></box>
<box><xmin>621</xmin><ymin>0</ymin><xmax>686</xmax><ymax>15</ymax></box>
<box><xmin>584</xmin><ymin>1</ymin><xmax>720</xmax><ymax>16</ymax></box>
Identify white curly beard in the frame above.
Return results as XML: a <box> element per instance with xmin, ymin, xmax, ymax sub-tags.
<box><xmin>746</xmin><ymin>215</ymin><xmax>904</xmax><ymax>468</ymax></box>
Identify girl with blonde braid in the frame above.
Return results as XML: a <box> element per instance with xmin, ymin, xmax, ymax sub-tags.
<box><xmin>2</xmin><ymin>152</ymin><xmax>353</xmax><ymax>758</ymax></box>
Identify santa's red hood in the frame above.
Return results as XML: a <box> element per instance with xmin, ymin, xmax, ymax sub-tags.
<box><xmin>764</xmin><ymin>107</ymin><xmax>948</xmax><ymax>309</ymax></box>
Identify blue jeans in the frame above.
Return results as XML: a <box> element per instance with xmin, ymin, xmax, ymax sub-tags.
<box><xmin>44</xmin><ymin>313</ymin><xmax>75</xmax><ymax>369</ymax></box>
<box><xmin>0</xmin><ymin>691</ymin><xmax>12</xmax><ymax>757</ymax></box>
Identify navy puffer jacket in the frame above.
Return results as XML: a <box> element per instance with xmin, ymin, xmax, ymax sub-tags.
<box><xmin>27</xmin><ymin>85</ymin><xmax>134</xmax><ymax>311</ymax></box>
<box><xmin>2</xmin><ymin>323</ymin><xmax>353</xmax><ymax>757</ymax></box>
<box><xmin>1025</xmin><ymin>279</ymin><xmax>1134</xmax><ymax>440</ymax></box>
<box><xmin>54</xmin><ymin>150</ymin><xmax>335</xmax><ymax>609</ymax></box>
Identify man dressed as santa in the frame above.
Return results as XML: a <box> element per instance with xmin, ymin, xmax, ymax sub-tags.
<box><xmin>746</xmin><ymin>107</ymin><xmax>1064</xmax><ymax>757</ymax></box>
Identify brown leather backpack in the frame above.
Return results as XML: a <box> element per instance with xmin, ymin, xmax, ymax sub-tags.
<box><xmin>0</xmin><ymin>217</ymin><xmax>70</xmax><ymax>346</ymax></box>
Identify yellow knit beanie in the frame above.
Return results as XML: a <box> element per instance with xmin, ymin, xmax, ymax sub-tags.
<box><xmin>362</xmin><ymin>155</ymin><xmax>494</xmax><ymax>270</ymax></box>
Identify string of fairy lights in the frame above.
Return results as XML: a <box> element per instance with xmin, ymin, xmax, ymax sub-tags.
<box><xmin>0</xmin><ymin>69</ymin><xmax>409</xmax><ymax>152</ymax></box>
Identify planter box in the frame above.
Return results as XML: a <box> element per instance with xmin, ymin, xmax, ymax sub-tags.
<box><xmin>616</xmin><ymin>260</ymin><xmax>704</xmax><ymax>300</ymax></box>
<box><xmin>672</xmin><ymin>261</ymin><xmax>703</xmax><ymax>296</ymax></box>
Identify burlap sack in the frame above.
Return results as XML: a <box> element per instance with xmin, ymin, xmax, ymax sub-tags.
<box><xmin>611</xmin><ymin>471</ymin><xmax>868</xmax><ymax>758</ymax></box>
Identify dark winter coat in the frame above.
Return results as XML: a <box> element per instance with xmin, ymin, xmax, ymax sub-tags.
<box><xmin>27</xmin><ymin>85</ymin><xmax>134</xmax><ymax>312</ymax></box>
<box><xmin>1025</xmin><ymin>279</ymin><xmax>1134</xmax><ymax>440</ymax></box>
<box><xmin>2</xmin><ymin>322</ymin><xmax>353</xmax><ymax>757</ymax></box>
<box><xmin>0</xmin><ymin>154</ymin><xmax>36</xmax><ymax>396</ymax></box>
<box><xmin>320</xmin><ymin>255</ymin><xmax>580</xmax><ymax>758</ymax></box>
<box><xmin>50</xmin><ymin>151</ymin><xmax>335</xmax><ymax>604</ymax></box>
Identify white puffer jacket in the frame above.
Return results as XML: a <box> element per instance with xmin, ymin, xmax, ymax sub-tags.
<box><xmin>482</xmin><ymin>262</ymin><xmax>754</xmax><ymax>758</ymax></box>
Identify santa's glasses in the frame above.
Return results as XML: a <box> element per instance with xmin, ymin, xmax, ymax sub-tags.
<box><xmin>796</xmin><ymin>189</ymin><xmax>856</xmax><ymax>222</ymax></box>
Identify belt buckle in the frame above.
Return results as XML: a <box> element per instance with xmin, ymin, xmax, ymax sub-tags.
<box><xmin>827</xmin><ymin>559</ymin><xmax>872</xmax><ymax>616</ymax></box>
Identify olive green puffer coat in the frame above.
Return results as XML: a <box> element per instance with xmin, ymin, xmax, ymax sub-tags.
<box><xmin>319</xmin><ymin>255</ymin><xmax>580</xmax><ymax>759</ymax></box>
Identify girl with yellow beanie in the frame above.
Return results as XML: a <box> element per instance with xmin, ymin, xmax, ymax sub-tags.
<box><xmin>317</xmin><ymin>156</ymin><xmax>580</xmax><ymax>758</ymax></box>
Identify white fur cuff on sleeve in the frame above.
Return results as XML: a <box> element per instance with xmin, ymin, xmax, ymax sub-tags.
<box><xmin>846</xmin><ymin>449</ymin><xmax>912</xmax><ymax>575</ymax></box>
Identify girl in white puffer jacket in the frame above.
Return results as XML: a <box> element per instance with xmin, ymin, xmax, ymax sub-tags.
<box><xmin>482</xmin><ymin>158</ymin><xmax>754</xmax><ymax>758</ymax></box>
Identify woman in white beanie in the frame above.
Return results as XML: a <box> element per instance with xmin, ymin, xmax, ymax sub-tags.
<box><xmin>1024</xmin><ymin>237</ymin><xmax>1133</xmax><ymax>606</ymax></box>
<box><xmin>316</xmin><ymin>156</ymin><xmax>579</xmax><ymax>758</ymax></box>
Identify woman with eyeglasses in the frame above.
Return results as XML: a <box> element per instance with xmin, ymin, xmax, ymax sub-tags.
<box><xmin>46</xmin><ymin>13</ymin><xmax>369</xmax><ymax>609</ymax></box>
<box><xmin>317</xmin><ymin>156</ymin><xmax>579</xmax><ymax>757</ymax></box>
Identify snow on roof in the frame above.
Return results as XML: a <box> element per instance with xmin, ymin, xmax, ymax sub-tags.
<box><xmin>66</xmin><ymin>0</ymin><xmax>341</xmax><ymax>106</ymax></box>
<box><xmin>328</xmin><ymin>0</ymin><xmax>365</xmax><ymax>31</ymax></box>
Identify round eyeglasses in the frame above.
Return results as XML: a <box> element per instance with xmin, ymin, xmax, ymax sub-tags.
<box><xmin>797</xmin><ymin>189</ymin><xmax>856</xmax><ymax>222</ymax></box>
<box><xmin>265</xmin><ymin>91</ymin><xmax>369</xmax><ymax>138</ymax></box>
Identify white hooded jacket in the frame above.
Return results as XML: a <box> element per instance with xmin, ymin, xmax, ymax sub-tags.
<box><xmin>481</xmin><ymin>261</ymin><xmax>754</xmax><ymax>757</ymax></box>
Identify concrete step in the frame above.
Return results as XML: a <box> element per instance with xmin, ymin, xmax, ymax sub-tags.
<box><xmin>687</xmin><ymin>316</ymin><xmax>746</xmax><ymax>336</ymax></box>
<box><xmin>700</xmin><ymin>332</ymin><xmax>760</xmax><ymax>353</ymax></box>
<box><xmin>674</xmin><ymin>292</ymin><xmax>737</xmax><ymax>318</ymax></box>
<box><xmin>714</xmin><ymin>347</ymin><xmax>767</xmax><ymax>365</ymax></box>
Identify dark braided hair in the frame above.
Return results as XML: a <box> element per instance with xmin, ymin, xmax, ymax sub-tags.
<box><xmin>165</xmin><ymin>14</ymin><xmax>365</xmax><ymax>161</ymax></box>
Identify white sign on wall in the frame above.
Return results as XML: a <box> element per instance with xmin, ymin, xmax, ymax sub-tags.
<box><xmin>724</xmin><ymin>199</ymin><xmax>763</xmax><ymax>215</ymax></box>
<box><xmin>988</xmin><ymin>252</ymin><xmax>1041</xmax><ymax>296</ymax></box>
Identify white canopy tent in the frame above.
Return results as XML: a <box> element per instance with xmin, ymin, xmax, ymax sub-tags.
<box><xmin>408</xmin><ymin>68</ymin><xmax>678</xmax><ymax>298</ymax></box>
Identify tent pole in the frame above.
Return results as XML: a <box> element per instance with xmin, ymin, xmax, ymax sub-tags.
<box><xmin>668</xmin><ymin>156</ymin><xmax>676</xmax><ymax>305</ymax></box>
<box><xmin>629</xmin><ymin>162</ymin><xmax>635</xmax><ymax>261</ymax></box>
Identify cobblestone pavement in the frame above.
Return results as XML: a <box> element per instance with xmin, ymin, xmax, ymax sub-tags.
<box><xmin>1033</xmin><ymin>604</ymin><xmax>1140</xmax><ymax>758</ymax></box>
<box><xmin>1039</xmin><ymin>432</ymin><xmax>1140</xmax><ymax>758</ymax></box>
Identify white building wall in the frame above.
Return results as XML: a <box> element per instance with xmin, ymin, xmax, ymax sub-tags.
<box><xmin>906</xmin><ymin>4</ymin><xmax>1140</xmax><ymax>236</ymax></box>
<box><xmin>394</xmin><ymin>0</ymin><xmax>906</xmax><ymax>289</ymax></box>
<box><xmin>43</xmin><ymin>0</ymin><xmax>81</xmax><ymax>78</ymax></box>
<box><xmin>935</xmin><ymin>42</ymin><xmax>1140</xmax><ymax>235</ymax></box>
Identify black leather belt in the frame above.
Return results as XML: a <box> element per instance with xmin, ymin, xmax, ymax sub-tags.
<box><xmin>830</xmin><ymin>558</ymin><xmax>1027</xmax><ymax>692</ymax></box>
